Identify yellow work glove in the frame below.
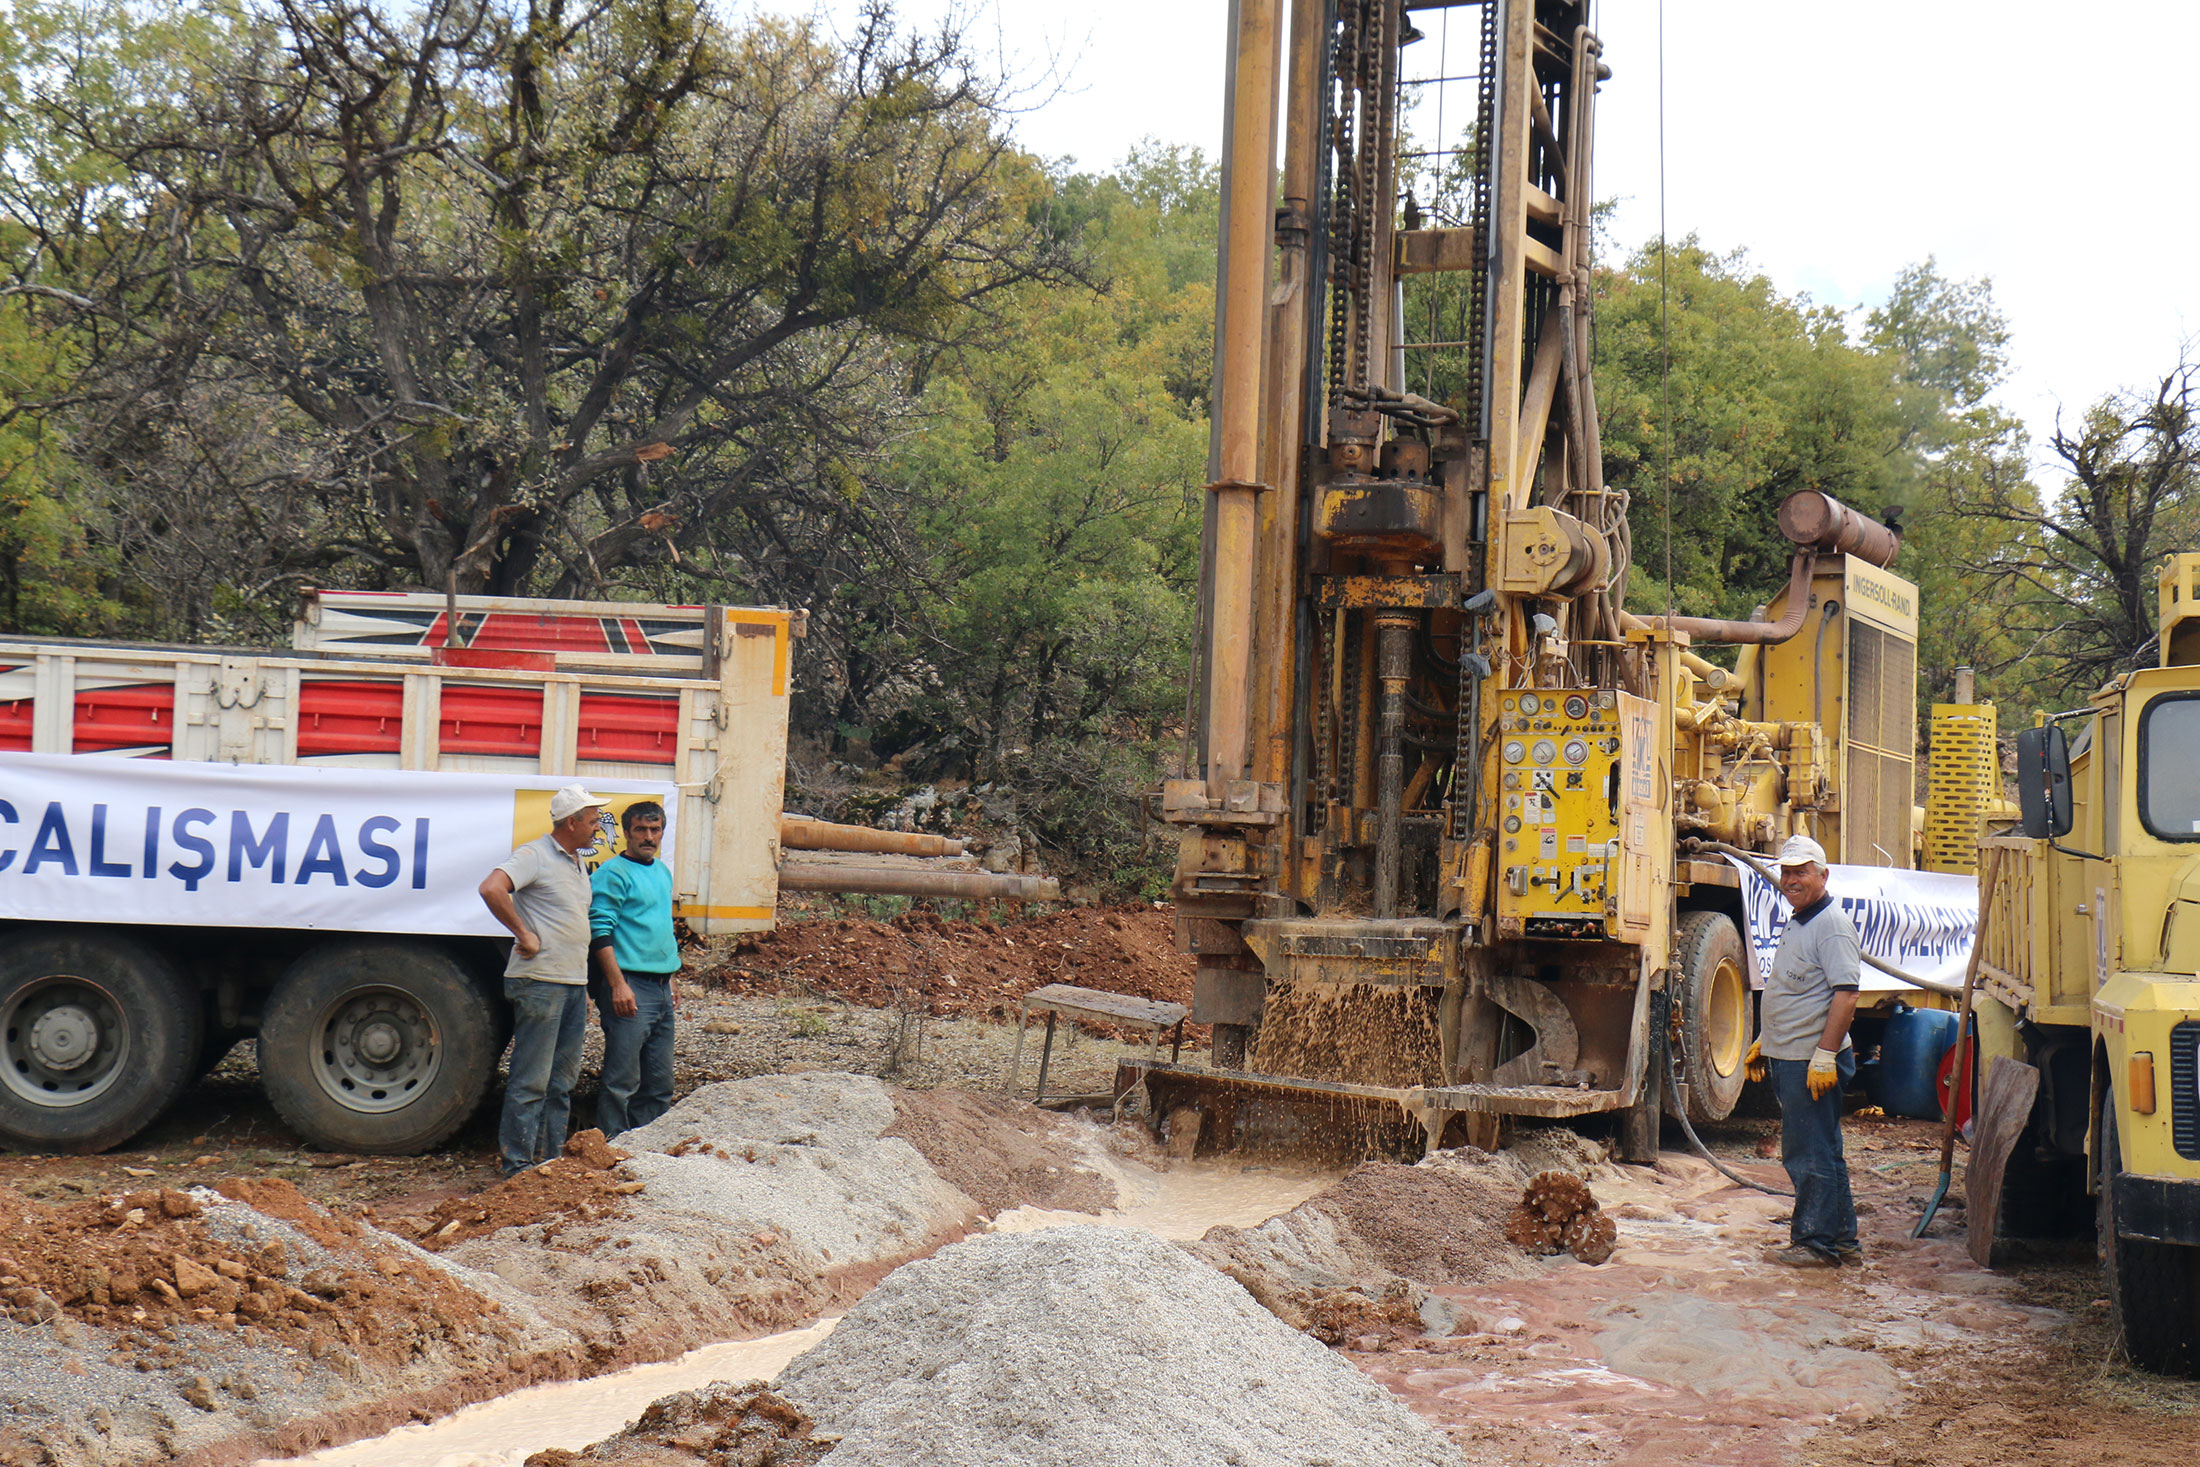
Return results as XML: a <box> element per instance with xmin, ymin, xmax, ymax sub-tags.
<box><xmin>1806</xmin><ymin>1046</ymin><xmax>1841</xmax><ymax>1101</ymax></box>
<box><xmin>1744</xmin><ymin>1039</ymin><xmax>1766</xmax><ymax>1084</ymax></box>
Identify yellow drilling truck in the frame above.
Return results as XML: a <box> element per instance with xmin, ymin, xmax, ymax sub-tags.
<box><xmin>1126</xmin><ymin>0</ymin><xmax>1929</xmax><ymax>1161</ymax></box>
<box><xmin>1975</xmin><ymin>553</ymin><xmax>2200</xmax><ymax>1374</ymax></box>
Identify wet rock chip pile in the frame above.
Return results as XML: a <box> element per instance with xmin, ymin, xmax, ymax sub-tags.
<box><xmin>523</xmin><ymin>1383</ymin><xmax>836</xmax><ymax>1467</ymax></box>
<box><xmin>1504</xmin><ymin>1169</ymin><xmax>1617</xmax><ymax>1265</ymax></box>
<box><xmin>776</xmin><ymin>1225</ymin><xmax>1473</xmax><ymax>1467</ymax></box>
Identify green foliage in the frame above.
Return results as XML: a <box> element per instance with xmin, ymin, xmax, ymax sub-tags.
<box><xmin>1593</xmin><ymin>239</ymin><xmax>1916</xmax><ymax>619</ymax></box>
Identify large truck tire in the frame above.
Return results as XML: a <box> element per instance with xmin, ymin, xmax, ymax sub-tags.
<box><xmin>0</xmin><ymin>928</ymin><xmax>202</xmax><ymax>1154</ymax></box>
<box><xmin>1666</xmin><ymin>910</ymin><xmax>1752</xmax><ymax>1124</ymax></box>
<box><xmin>259</xmin><ymin>940</ymin><xmax>499</xmax><ymax>1155</ymax></box>
<box><xmin>2100</xmin><ymin>1110</ymin><xmax>2200</xmax><ymax>1375</ymax></box>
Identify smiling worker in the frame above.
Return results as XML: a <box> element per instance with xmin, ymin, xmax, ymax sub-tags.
<box><xmin>588</xmin><ymin>801</ymin><xmax>679</xmax><ymax>1138</ymax></box>
<box><xmin>1745</xmin><ymin>833</ymin><xmax>1863</xmax><ymax>1267</ymax></box>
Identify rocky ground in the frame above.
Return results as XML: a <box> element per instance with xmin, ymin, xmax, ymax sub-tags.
<box><xmin>0</xmin><ymin>901</ymin><xmax>2193</xmax><ymax>1466</ymax></box>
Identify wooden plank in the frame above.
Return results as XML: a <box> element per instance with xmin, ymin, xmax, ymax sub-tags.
<box><xmin>1022</xmin><ymin>983</ymin><xmax>1188</xmax><ymax>1030</ymax></box>
<box><xmin>1966</xmin><ymin>1056</ymin><xmax>2041</xmax><ymax>1267</ymax></box>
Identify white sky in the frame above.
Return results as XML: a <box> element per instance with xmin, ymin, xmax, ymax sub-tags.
<box><xmin>811</xmin><ymin>1</ymin><xmax>2200</xmax><ymax>477</ymax></box>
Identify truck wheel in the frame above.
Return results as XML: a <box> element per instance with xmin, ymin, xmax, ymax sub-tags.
<box><xmin>1667</xmin><ymin>911</ymin><xmax>1752</xmax><ymax>1124</ymax></box>
<box><xmin>2100</xmin><ymin>1110</ymin><xmax>2200</xmax><ymax>1374</ymax></box>
<box><xmin>259</xmin><ymin>941</ymin><xmax>498</xmax><ymax>1155</ymax></box>
<box><xmin>0</xmin><ymin>930</ymin><xmax>201</xmax><ymax>1154</ymax></box>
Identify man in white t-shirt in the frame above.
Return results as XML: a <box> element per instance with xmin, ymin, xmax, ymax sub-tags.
<box><xmin>479</xmin><ymin>785</ymin><xmax>609</xmax><ymax>1177</ymax></box>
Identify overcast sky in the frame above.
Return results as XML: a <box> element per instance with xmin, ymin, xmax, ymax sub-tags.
<box><xmin>813</xmin><ymin>2</ymin><xmax>2198</xmax><ymax>480</ymax></box>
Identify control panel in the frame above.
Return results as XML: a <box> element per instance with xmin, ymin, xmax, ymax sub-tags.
<box><xmin>1494</xmin><ymin>688</ymin><xmax>1639</xmax><ymax>939</ymax></box>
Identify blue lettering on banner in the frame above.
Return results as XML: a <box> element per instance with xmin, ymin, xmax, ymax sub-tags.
<box><xmin>228</xmin><ymin>811</ymin><xmax>289</xmax><ymax>884</ymax></box>
<box><xmin>0</xmin><ymin>791</ymin><xmax>487</xmax><ymax>915</ymax></box>
<box><xmin>169</xmin><ymin>808</ymin><xmax>217</xmax><ymax>891</ymax></box>
<box><xmin>1734</xmin><ymin>858</ymin><xmax>1977</xmax><ymax>981</ymax></box>
<box><xmin>355</xmin><ymin>816</ymin><xmax>401</xmax><ymax>889</ymax></box>
<box><xmin>25</xmin><ymin>803</ymin><xmax>76</xmax><ymax>876</ymax></box>
<box><xmin>89</xmin><ymin>804</ymin><xmax>130</xmax><ymax>878</ymax></box>
<box><xmin>294</xmin><ymin>814</ymin><xmax>348</xmax><ymax>886</ymax></box>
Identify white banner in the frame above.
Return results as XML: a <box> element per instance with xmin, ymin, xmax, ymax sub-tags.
<box><xmin>0</xmin><ymin>754</ymin><xmax>676</xmax><ymax>935</ymax></box>
<box><xmin>1727</xmin><ymin>856</ymin><xmax>1978</xmax><ymax>993</ymax></box>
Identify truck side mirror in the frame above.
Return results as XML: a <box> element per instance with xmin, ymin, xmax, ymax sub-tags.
<box><xmin>2015</xmin><ymin>724</ymin><xmax>2073</xmax><ymax>839</ymax></box>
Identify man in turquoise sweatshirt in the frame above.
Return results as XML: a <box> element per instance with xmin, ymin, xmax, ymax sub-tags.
<box><xmin>587</xmin><ymin>801</ymin><xmax>680</xmax><ymax>1137</ymax></box>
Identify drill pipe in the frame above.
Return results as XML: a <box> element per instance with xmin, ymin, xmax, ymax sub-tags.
<box><xmin>1373</xmin><ymin>616</ymin><xmax>1414</xmax><ymax>917</ymax></box>
<box><xmin>776</xmin><ymin>862</ymin><xmax>1059</xmax><ymax>903</ymax></box>
<box><xmin>779</xmin><ymin>817</ymin><xmax>966</xmax><ymax>858</ymax></box>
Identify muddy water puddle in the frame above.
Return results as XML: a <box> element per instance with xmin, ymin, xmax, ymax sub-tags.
<box><xmin>265</xmin><ymin>1159</ymin><xmax>1333</xmax><ymax>1467</ymax></box>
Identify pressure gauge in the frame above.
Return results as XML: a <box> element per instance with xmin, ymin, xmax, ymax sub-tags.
<box><xmin>1563</xmin><ymin>738</ymin><xmax>1589</xmax><ymax>766</ymax></box>
<box><xmin>1531</xmin><ymin>738</ymin><xmax>1557</xmax><ymax>766</ymax></box>
<box><xmin>1503</xmin><ymin>815</ymin><xmax>1521</xmax><ymax>834</ymax></box>
<box><xmin>1520</xmin><ymin>693</ymin><xmax>1541</xmax><ymax>715</ymax></box>
<box><xmin>1564</xmin><ymin>694</ymin><xmax>1589</xmax><ymax>719</ymax></box>
<box><xmin>1503</xmin><ymin>740</ymin><xmax>1526</xmax><ymax>764</ymax></box>
<box><xmin>1502</xmin><ymin>696</ymin><xmax>1517</xmax><ymax>713</ymax></box>
<box><xmin>1503</xmin><ymin>771</ymin><xmax>1520</xmax><ymax>790</ymax></box>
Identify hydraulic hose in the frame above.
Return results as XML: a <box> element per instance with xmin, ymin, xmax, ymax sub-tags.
<box><xmin>1665</xmin><ymin>1040</ymin><xmax>1792</xmax><ymax>1197</ymax></box>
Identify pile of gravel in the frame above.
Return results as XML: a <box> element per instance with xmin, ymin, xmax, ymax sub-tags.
<box><xmin>778</xmin><ymin>1225</ymin><xmax>1470</xmax><ymax>1467</ymax></box>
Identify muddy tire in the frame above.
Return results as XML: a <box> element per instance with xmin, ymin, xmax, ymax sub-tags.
<box><xmin>1666</xmin><ymin>911</ymin><xmax>1753</xmax><ymax>1124</ymax></box>
<box><xmin>259</xmin><ymin>940</ymin><xmax>498</xmax><ymax>1155</ymax></box>
<box><xmin>0</xmin><ymin>928</ymin><xmax>201</xmax><ymax>1154</ymax></box>
<box><xmin>1617</xmin><ymin>991</ymin><xmax>1667</xmax><ymax>1165</ymax></box>
<box><xmin>2100</xmin><ymin>1110</ymin><xmax>2200</xmax><ymax>1374</ymax></box>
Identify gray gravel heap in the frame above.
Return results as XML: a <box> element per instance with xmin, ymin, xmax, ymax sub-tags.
<box><xmin>778</xmin><ymin>1225</ymin><xmax>1471</xmax><ymax>1467</ymax></box>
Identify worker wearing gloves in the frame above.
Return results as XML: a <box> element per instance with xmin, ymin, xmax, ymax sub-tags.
<box><xmin>588</xmin><ymin>800</ymin><xmax>680</xmax><ymax>1138</ymax></box>
<box><xmin>479</xmin><ymin>784</ymin><xmax>611</xmax><ymax>1177</ymax></box>
<box><xmin>1744</xmin><ymin>834</ymin><xmax>1862</xmax><ymax>1267</ymax></box>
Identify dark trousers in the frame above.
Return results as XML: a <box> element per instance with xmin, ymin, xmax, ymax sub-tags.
<box><xmin>1769</xmin><ymin>1051</ymin><xmax>1859</xmax><ymax>1258</ymax></box>
<box><xmin>499</xmin><ymin>976</ymin><xmax>588</xmax><ymax>1176</ymax></box>
<box><xmin>592</xmin><ymin>971</ymin><xmax>676</xmax><ymax>1138</ymax></box>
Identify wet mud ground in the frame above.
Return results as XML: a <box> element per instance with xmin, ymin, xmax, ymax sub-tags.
<box><xmin>1</xmin><ymin>903</ymin><xmax>2195</xmax><ymax>1463</ymax></box>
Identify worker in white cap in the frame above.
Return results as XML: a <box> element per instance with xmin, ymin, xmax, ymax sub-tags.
<box><xmin>479</xmin><ymin>783</ymin><xmax>613</xmax><ymax>1176</ymax></box>
<box><xmin>1744</xmin><ymin>833</ymin><xmax>1863</xmax><ymax>1267</ymax></box>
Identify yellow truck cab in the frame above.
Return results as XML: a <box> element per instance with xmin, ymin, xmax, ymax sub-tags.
<box><xmin>1981</xmin><ymin>554</ymin><xmax>2200</xmax><ymax>1374</ymax></box>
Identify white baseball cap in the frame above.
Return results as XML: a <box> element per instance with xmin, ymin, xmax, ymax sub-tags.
<box><xmin>1775</xmin><ymin>834</ymin><xmax>1828</xmax><ymax>868</ymax></box>
<box><xmin>548</xmin><ymin>784</ymin><xmax>614</xmax><ymax>820</ymax></box>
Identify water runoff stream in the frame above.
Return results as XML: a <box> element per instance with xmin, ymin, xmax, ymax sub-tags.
<box><xmin>270</xmin><ymin>1162</ymin><xmax>1333</xmax><ymax>1467</ymax></box>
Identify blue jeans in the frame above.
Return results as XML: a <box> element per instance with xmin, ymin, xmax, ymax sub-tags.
<box><xmin>500</xmin><ymin>976</ymin><xmax>588</xmax><ymax>1176</ymax></box>
<box><xmin>593</xmin><ymin>971</ymin><xmax>676</xmax><ymax>1138</ymax></box>
<box><xmin>1769</xmin><ymin>1051</ymin><xmax>1859</xmax><ymax>1258</ymax></box>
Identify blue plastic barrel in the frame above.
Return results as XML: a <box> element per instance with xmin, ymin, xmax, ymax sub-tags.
<box><xmin>1876</xmin><ymin>1000</ymin><xmax>1961</xmax><ymax>1120</ymax></box>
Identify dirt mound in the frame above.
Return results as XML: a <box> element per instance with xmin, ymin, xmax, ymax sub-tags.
<box><xmin>883</xmin><ymin>1089</ymin><xmax>1115</xmax><ymax>1214</ymax></box>
<box><xmin>416</xmin><ymin>1131</ymin><xmax>638</xmax><ymax>1252</ymax></box>
<box><xmin>0</xmin><ymin>1178</ymin><xmax>576</xmax><ymax>1467</ymax></box>
<box><xmin>524</xmin><ymin>1382</ymin><xmax>835</xmax><ymax>1466</ymax></box>
<box><xmin>1194</xmin><ymin>1132</ymin><xmax>1615</xmax><ymax>1344</ymax></box>
<box><xmin>1312</xmin><ymin>1157</ymin><xmax>1533</xmax><ymax>1285</ymax></box>
<box><xmin>777</xmin><ymin>1225</ymin><xmax>1470</xmax><ymax>1467</ymax></box>
<box><xmin>699</xmin><ymin>905</ymin><xmax>1197</xmax><ymax>1035</ymax></box>
<box><xmin>0</xmin><ymin>1179</ymin><xmax>508</xmax><ymax>1354</ymax></box>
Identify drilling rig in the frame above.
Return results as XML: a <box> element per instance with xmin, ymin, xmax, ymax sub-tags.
<box><xmin>1129</xmin><ymin>0</ymin><xmax>1919</xmax><ymax>1160</ymax></box>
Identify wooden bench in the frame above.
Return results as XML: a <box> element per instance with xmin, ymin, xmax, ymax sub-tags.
<box><xmin>1009</xmin><ymin>983</ymin><xmax>1188</xmax><ymax>1105</ymax></box>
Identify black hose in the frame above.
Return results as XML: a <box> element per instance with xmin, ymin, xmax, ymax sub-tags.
<box><xmin>1665</xmin><ymin>1021</ymin><xmax>1793</xmax><ymax>1196</ymax></box>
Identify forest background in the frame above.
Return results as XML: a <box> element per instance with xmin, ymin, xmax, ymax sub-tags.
<box><xmin>2</xmin><ymin>0</ymin><xmax>2191</xmax><ymax>894</ymax></box>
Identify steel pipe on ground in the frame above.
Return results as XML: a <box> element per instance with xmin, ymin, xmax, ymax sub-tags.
<box><xmin>779</xmin><ymin>817</ymin><xmax>966</xmax><ymax>858</ymax></box>
<box><xmin>777</xmin><ymin>862</ymin><xmax>1059</xmax><ymax>902</ymax></box>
